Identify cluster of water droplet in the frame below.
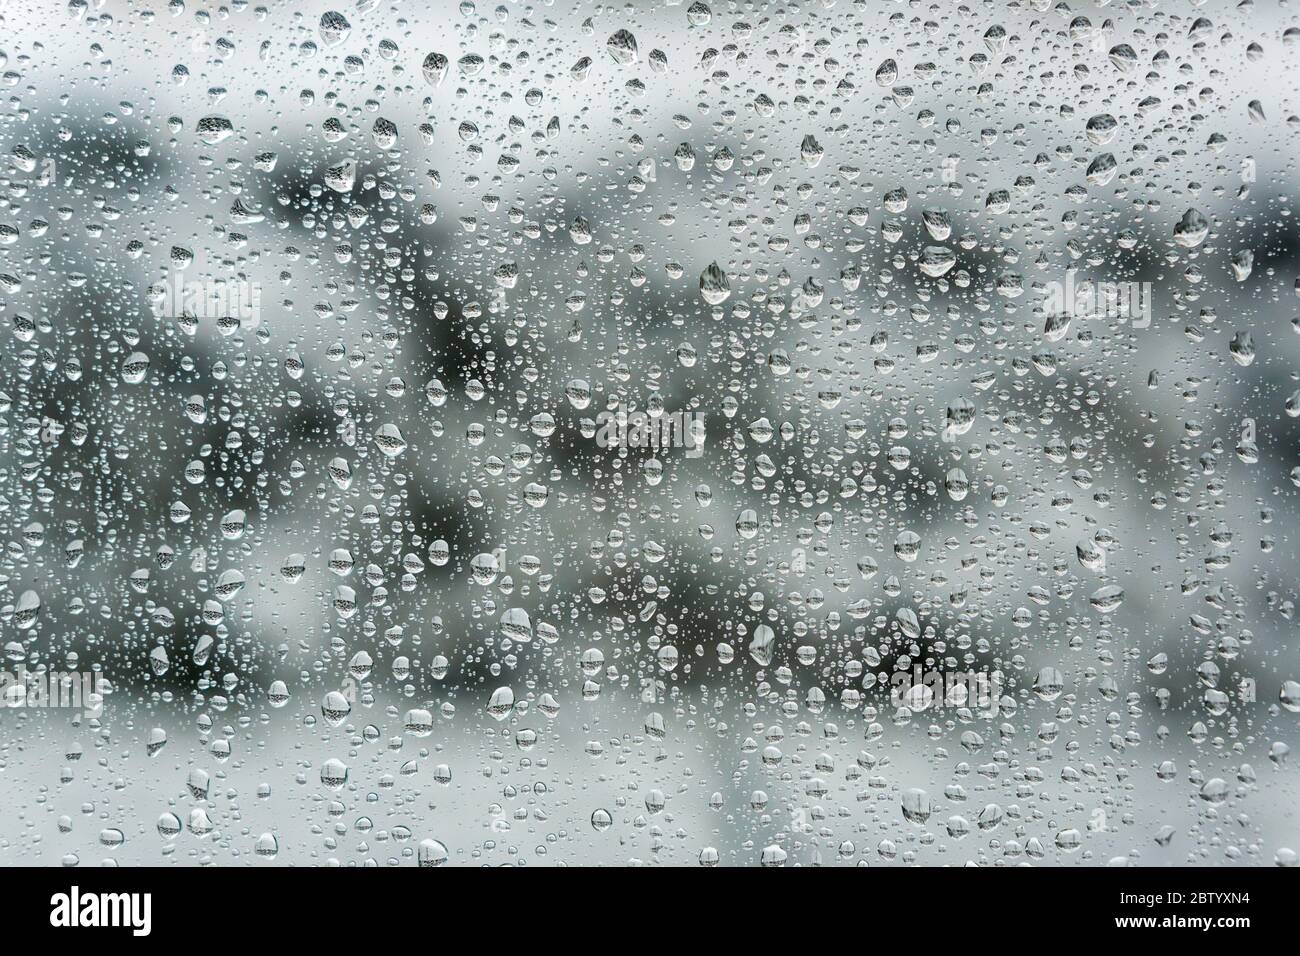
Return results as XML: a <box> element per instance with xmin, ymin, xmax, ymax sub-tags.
<box><xmin>0</xmin><ymin>0</ymin><xmax>1298</xmax><ymax>866</ymax></box>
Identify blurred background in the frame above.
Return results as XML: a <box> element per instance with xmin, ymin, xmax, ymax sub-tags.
<box><xmin>0</xmin><ymin>0</ymin><xmax>1298</xmax><ymax>865</ymax></box>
